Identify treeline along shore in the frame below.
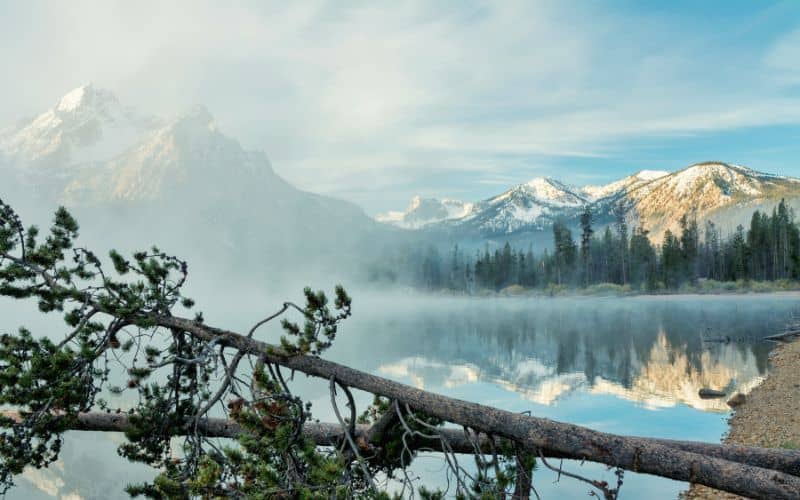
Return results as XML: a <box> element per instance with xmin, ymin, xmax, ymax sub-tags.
<box><xmin>369</xmin><ymin>200</ymin><xmax>800</xmax><ymax>294</ymax></box>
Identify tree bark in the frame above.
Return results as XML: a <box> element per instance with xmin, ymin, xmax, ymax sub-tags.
<box><xmin>7</xmin><ymin>409</ymin><xmax>799</xmax><ymax>477</ymax></box>
<box><xmin>145</xmin><ymin>315</ymin><xmax>800</xmax><ymax>499</ymax></box>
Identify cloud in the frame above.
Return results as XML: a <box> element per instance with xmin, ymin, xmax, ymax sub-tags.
<box><xmin>765</xmin><ymin>27</ymin><xmax>800</xmax><ymax>84</ymax></box>
<box><xmin>2</xmin><ymin>1</ymin><xmax>800</xmax><ymax>212</ymax></box>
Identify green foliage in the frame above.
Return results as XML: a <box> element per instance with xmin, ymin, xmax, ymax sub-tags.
<box><xmin>0</xmin><ymin>329</ymin><xmax>99</xmax><ymax>491</ymax></box>
<box><xmin>369</xmin><ymin>199</ymin><xmax>800</xmax><ymax>295</ymax></box>
<box><xmin>280</xmin><ymin>286</ymin><xmax>352</xmax><ymax>356</ymax></box>
<box><xmin>0</xmin><ymin>200</ymin><xmax>405</xmax><ymax>498</ymax></box>
<box><xmin>0</xmin><ymin>200</ymin><xmax>538</xmax><ymax>499</ymax></box>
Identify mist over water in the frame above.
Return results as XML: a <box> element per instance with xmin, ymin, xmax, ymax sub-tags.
<box><xmin>11</xmin><ymin>292</ymin><xmax>799</xmax><ymax>499</ymax></box>
<box><xmin>4</xmin><ymin>4</ymin><xmax>800</xmax><ymax>497</ymax></box>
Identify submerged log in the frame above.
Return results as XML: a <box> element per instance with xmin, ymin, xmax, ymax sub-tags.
<box><xmin>699</xmin><ymin>388</ymin><xmax>727</xmax><ymax>399</ymax></box>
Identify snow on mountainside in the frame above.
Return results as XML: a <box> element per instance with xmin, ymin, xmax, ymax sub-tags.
<box><xmin>0</xmin><ymin>84</ymin><xmax>158</xmax><ymax>169</ymax></box>
<box><xmin>0</xmin><ymin>86</ymin><xmax>385</xmax><ymax>283</ymax></box>
<box><xmin>623</xmin><ymin>162</ymin><xmax>800</xmax><ymax>241</ymax></box>
<box><xmin>381</xmin><ymin>177</ymin><xmax>589</xmax><ymax>235</ymax></box>
<box><xmin>376</xmin><ymin>163</ymin><xmax>800</xmax><ymax>242</ymax></box>
<box><xmin>515</xmin><ymin>177</ymin><xmax>587</xmax><ymax>206</ymax></box>
<box><xmin>580</xmin><ymin>170</ymin><xmax>669</xmax><ymax>201</ymax></box>
<box><xmin>61</xmin><ymin>105</ymin><xmax>281</xmax><ymax>205</ymax></box>
<box><xmin>463</xmin><ymin>177</ymin><xmax>587</xmax><ymax>234</ymax></box>
<box><xmin>376</xmin><ymin>196</ymin><xmax>474</xmax><ymax>229</ymax></box>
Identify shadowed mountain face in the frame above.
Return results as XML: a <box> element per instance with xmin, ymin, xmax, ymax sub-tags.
<box><xmin>0</xmin><ymin>86</ymin><xmax>393</xmax><ymax>286</ymax></box>
<box><xmin>379</xmin><ymin>162</ymin><xmax>800</xmax><ymax>246</ymax></box>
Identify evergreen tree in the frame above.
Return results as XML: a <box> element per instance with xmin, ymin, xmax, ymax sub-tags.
<box><xmin>629</xmin><ymin>226</ymin><xmax>657</xmax><ymax>290</ymax></box>
<box><xmin>679</xmin><ymin>214</ymin><xmax>699</xmax><ymax>283</ymax></box>
<box><xmin>730</xmin><ymin>224</ymin><xmax>747</xmax><ymax>281</ymax></box>
<box><xmin>661</xmin><ymin>230</ymin><xmax>682</xmax><ymax>288</ymax></box>
<box><xmin>612</xmin><ymin>205</ymin><xmax>628</xmax><ymax>284</ymax></box>
<box><xmin>552</xmin><ymin>219</ymin><xmax>577</xmax><ymax>285</ymax></box>
<box><xmin>580</xmin><ymin>206</ymin><xmax>594</xmax><ymax>286</ymax></box>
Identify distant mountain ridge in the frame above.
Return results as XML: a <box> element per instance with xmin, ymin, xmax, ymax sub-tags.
<box><xmin>6</xmin><ymin>85</ymin><xmax>800</xmax><ymax>271</ymax></box>
<box><xmin>378</xmin><ymin>163</ymin><xmax>800</xmax><ymax>243</ymax></box>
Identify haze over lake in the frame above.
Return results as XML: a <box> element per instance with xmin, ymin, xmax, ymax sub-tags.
<box><xmin>14</xmin><ymin>293</ymin><xmax>797</xmax><ymax>499</ymax></box>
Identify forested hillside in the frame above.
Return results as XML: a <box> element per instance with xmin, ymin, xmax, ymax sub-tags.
<box><xmin>369</xmin><ymin>200</ymin><xmax>800</xmax><ymax>293</ymax></box>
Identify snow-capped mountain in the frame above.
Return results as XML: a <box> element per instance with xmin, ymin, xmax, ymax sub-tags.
<box><xmin>376</xmin><ymin>196</ymin><xmax>474</xmax><ymax>229</ymax></box>
<box><xmin>460</xmin><ymin>177</ymin><xmax>588</xmax><ymax>234</ymax></box>
<box><xmin>0</xmin><ymin>84</ymin><xmax>158</xmax><ymax>169</ymax></box>
<box><xmin>381</xmin><ymin>177</ymin><xmax>589</xmax><ymax>235</ymax></box>
<box><xmin>0</xmin><ymin>85</ymin><xmax>387</xmax><ymax>284</ymax></box>
<box><xmin>580</xmin><ymin>170</ymin><xmax>669</xmax><ymax>201</ymax></box>
<box><xmin>381</xmin><ymin>176</ymin><xmax>590</xmax><ymax>237</ymax></box>
<box><xmin>61</xmin><ymin>105</ymin><xmax>279</xmax><ymax>205</ymax></box>
<box><xmin>621</xmin><ymin>162</ymin><xmax>800</xmax><ymax>241</ymax></box>
<box><xmin>377</xmin><ymin>163</ymin><xmax>800</xmax><ymax>244</ymax></box>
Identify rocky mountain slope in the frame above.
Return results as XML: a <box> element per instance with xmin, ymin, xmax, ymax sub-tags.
<box><xmin>580</xmin><ymin>170</ymin><xmax>669</xmax><ymax>201</ymax></box>
<box><xmin>623</xmin><ymin>162</ymin><xmax>800</xmax><ymax>240</ymax></box>
<box><xmin>379</xmin><ymin>163</ymin><xmax>800</xmax><ymax>244</ymax></box>
<box><xmin>1</xmin><ymin>84</ymin><xmax>158</xmax><ymax>169</ymax></box>
<box><xmin>0</xmin><ymin>85</ymin><xmax>387</xmax><ymax>284</ymax></box>
<box><xmin>457</xmin><ymin>177</ymin><xmax>587</xmax><ymax>235</ymax></box>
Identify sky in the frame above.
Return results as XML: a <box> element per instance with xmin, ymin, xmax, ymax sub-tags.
<box><xmin>3</xmin><ymin>0</ymin><xmax>800</xmax><ymax>214</ymax></box>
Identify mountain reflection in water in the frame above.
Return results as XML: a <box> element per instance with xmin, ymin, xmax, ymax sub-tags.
<box><xmin>16</xmin><ymin>294</ymin><xmax>800</xmax><ymax>499</ymax></box>
<box><xmin>332</xmin><ymin>294</ymin><xmax>789</xmax><ymax>413</ymax></box>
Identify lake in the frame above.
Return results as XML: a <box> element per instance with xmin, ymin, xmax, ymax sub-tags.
<box><xmin>11</xmin><ymin>293</ymin><xmax>800</xmax><ymax>499</ymax></box>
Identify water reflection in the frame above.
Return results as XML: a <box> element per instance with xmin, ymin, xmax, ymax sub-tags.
<box><xmin>331</xmin><ymin>295</ymin><xmax>788</xmax><ymax>413</ymax></box>
<box><xmin>14</xmin><ymin>294</ymin><xmax>800</xmax><ymax>499</ymax></box>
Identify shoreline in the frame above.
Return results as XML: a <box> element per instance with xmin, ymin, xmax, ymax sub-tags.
<box><xmin>367</xmin><ymin>285</ymin><xmax>800</xmax><ymax>300</ymax></box>
<box><xmin>683</xmin><ymin>338</ymin><xmax>800</xmax><ymax>499</ymax></box>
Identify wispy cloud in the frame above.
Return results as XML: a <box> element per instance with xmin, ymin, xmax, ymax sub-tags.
<box><xmin>2</xmin><ymin>1</ymin><xmax>800</xmax><ymax>212</ymax></box>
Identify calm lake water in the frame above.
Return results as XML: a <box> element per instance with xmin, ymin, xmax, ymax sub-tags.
<box><xmin>11</xmin><ymin>293</ymin><xmax>800</xmax><ymax>499</ymax></box>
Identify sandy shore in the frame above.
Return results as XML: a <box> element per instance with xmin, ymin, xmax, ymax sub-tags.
<box><xmin>682</xmin><ymin>338</ymin><xmax>800</xmax><ymax>499</ymax></box>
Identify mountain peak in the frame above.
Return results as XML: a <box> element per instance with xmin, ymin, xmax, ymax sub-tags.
<box><xmin>580</xmin><ymin>170</ymin><xmax>668</xmax><ymax>201</ymax></box>
<box><xmin>56</xmin><ymin>84</ymin><xmax>119</xmax><ymax>114</ymax></box>
<box><xmin>666</xmin><ymin>162</ymin><xmax>765</xmax><ymax>196</ymax></box>
<box><xmin>376</xmin><ymin>195</ymin><xmax>473</xmax><ymax>229</ymax></box>
<box><xmin>512</xmin><ymin>176</ymin><xmax>584</xmax><ymax>207</ymax></box>
<box><xmin>158</xmin><ymin>105</ymin><xmax>219</xmax><ymax>140</ymax></box>
<box><xmin>0</xmin><ymin>84</ymin><xmax>149</xmax><ymax>168</ymax></box>
<box><xmin>57</xmin><ymin>84</ymin><xmax>91</xmax><ymax>112</ymax></box>
<box><xmin>688</xmin><ymin>161</ymin><xmax>737</xmax><ymax>168</ymax></box>
<box><xmin>524</xmin><ymin>176</ymin><xmax>566</xmax><ymax>190</ymax></box>
<box><xmin>677</xmin><ymin>162</ymin><xmax>767</xmax><ymax>178</ymax></box>
<box><xmin>177</xmin><ymin>105</ymin><xmax>214</xmax><ymax>125</ymax></box>
<box><xmin>635</xmin><ymin>170</ymin><xmax>670</xmax><ymax>181</ymax></box>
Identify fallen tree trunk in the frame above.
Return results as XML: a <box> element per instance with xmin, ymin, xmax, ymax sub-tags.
<box><xmin>6</xmin><ymin>205</ymin><xmax>800</xmax><ymax>498</ymax></box>
<box><xmin>125</xmin><ymin>316</ymin><xmax>800</xmax><ymax>499</ymax></box>
<box><xmin>6</xmin><ymin>410</ymin><xmax>800</xmax><ymax>479</ymax></box>
<box><xmin>1</xmin><ymin>248</ymin><xmax>795</xmax><ymax>497</ymax></box>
